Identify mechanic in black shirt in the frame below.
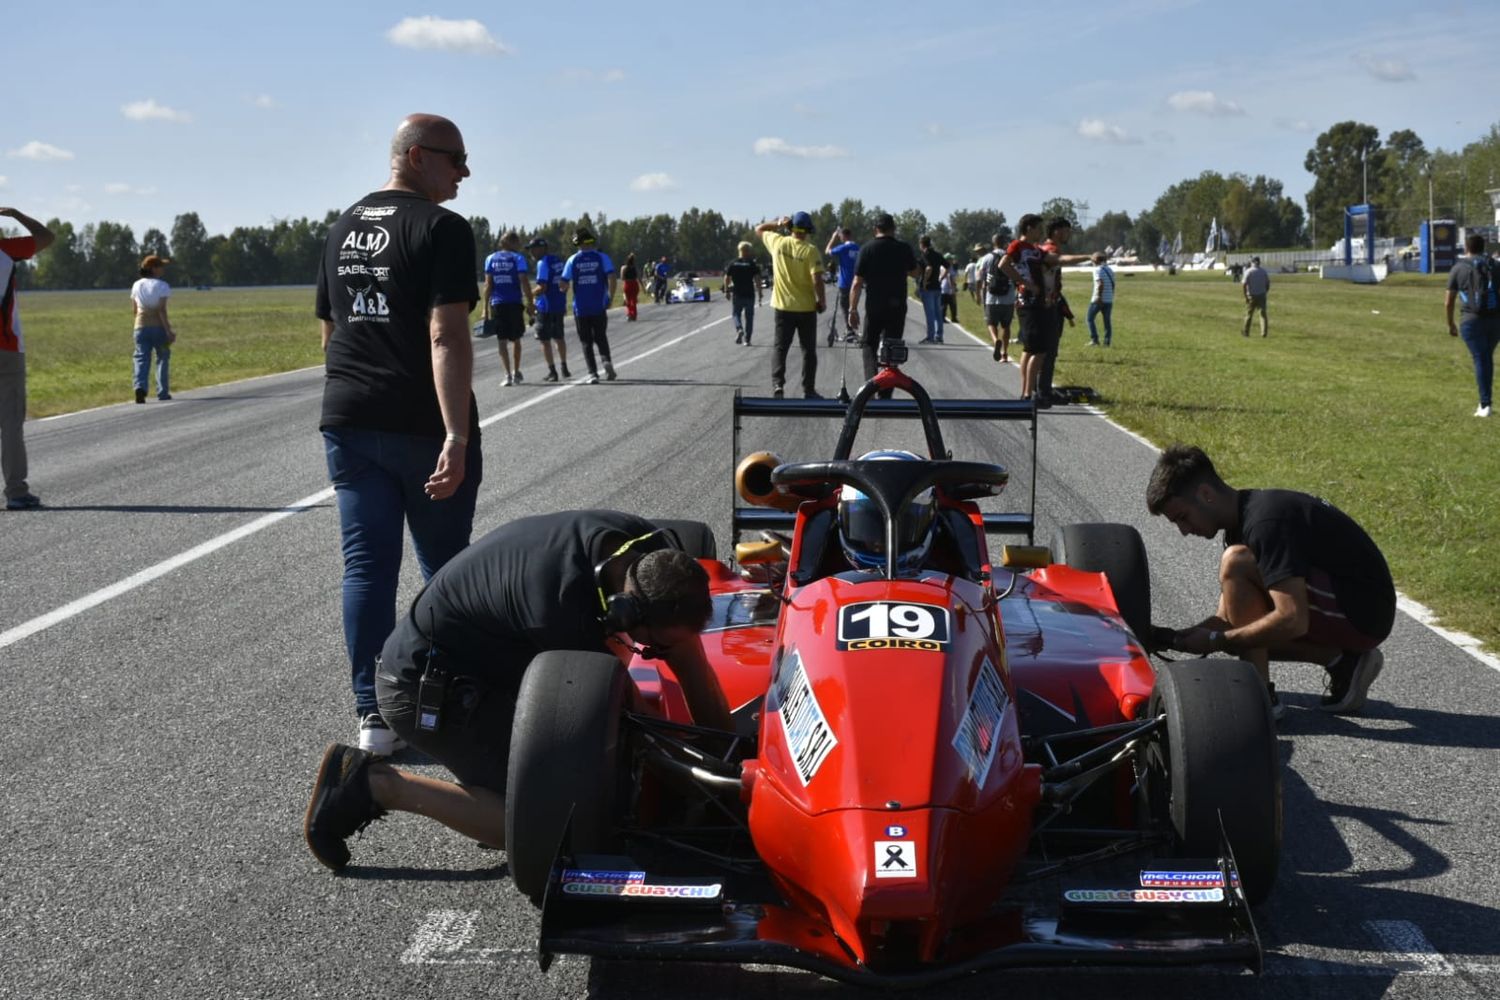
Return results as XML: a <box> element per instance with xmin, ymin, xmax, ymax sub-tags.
<box><xmin>303</xmin><ymin>509</ymin><xmax>733</xmax><ymax>871</ymax></box>
<box><xmin>848</xmin><ymin>213</ymin><xmax>922</xmax><ymax>391</ymax></box>
<box><xmin>1146</xmin><ymin>445</ymin><xmax>1395</xmax><ymax>716</ymax></box>
<box><xmin>315</xmin><ymin>113</ymin><xmax>481</xmax><ymax>756</ymax></box>
<box><xmin>722</xmin><ymin>241</ymin><xmax>763</xmax><ymax>345</ymax></box>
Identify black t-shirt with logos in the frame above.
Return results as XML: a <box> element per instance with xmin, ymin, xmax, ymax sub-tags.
<box><xmin>724</xmin><ymin>258</ymin><xmax>762</xmax><ymax>297</ymax></box>
<box><xmin>381</xmin><ymin>510</ymin><xmax>669</xmax><ymax>685</ymax></box>
<box><xmin>855</xmin><ymin>236</ymin><xmax>920</xmax><ymax>312</ymax></box>
<box><xmin>1227</xmin><ymin>489</ymin><xmax>1395</xmax><ymax>637</ymax></box>
<box><xmin>316</xmin><ymin>189</ymin><xmax>479</xmax><ymax>438</ymax></box>
<box><xmin>921</xmin><ymin>247</ymin><xmax>946</xmax><ymax>290</ymax></box>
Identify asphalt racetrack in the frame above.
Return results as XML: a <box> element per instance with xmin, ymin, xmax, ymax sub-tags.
<box><xmin>3</xmin><ymin>297</ymin><xmax>1498</xmax><ymax>1000</ymax></box>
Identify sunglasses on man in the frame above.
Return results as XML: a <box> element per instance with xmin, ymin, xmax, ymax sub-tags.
<box><xmin>416</xmin><ymin>145</ymin><xmax>468</xmax><ymax>169</ymax></box>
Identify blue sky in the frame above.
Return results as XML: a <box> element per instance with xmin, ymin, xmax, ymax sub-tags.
<box><xmin>7</xmin><ymin>0</ymin><xmax>1498</xmax><ymax>238</ymax></box>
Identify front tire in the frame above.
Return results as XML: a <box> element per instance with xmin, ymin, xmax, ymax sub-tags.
<box><xmin>505</xmin><ymin>651</ymin><xmax>630</xmax><ymax>906</ymax></box>
<box><xmin>1147</xmin><ymin>659</ymin><xmax>1281</xmax><ymax>904</ymax></box>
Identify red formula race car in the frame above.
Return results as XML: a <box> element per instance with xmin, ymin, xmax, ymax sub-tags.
<box><xmin>503</xmin><ymin>355</ymin><xmax>1282</xmax><ymax>987</ymax></box>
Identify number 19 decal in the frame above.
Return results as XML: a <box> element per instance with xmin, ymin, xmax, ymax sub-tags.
<box><xmin>837</xmin><ymin>602</ymin><xmax>950</xmax><ymax>651</ymax></box>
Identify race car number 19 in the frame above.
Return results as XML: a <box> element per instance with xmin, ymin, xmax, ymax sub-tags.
<box><xmin>837</xmin><ymin>602</ymin><xmax>950</xmax><ymax>651</ymax></box>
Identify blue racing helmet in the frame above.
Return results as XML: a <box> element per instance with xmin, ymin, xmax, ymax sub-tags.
<box><xmin>838</xmin><ymin>450</ymin><xmax>936</xmax><ymax>574</ymax></box>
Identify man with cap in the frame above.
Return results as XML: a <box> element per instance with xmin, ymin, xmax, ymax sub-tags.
<box><xmin>824</xmin><ymin>227</ymin><xmax>860</xmax><ymax>345</ymax></box>
<box><xmin>755</xmin><ymin>212</ymin><xmax>826</xmax><ymax>399</ymax></box>
<box><xmin>1</xmin><ymin>206</ymin><xmax>55</xmax><ymax>511</ymax></box>
<box><xmin>559</xmin><ymin>227</ymin><xmax>618</xmax><ymax>384</ymax></box>
<box><xmin>848</xmin><ymin>213</ymin><xmax>922</xmax><ymax>392</ymax></box>
<box><xmin>527</xmin><ymin>237</ymin><xmax>571</xmax><ymax>382</ymax></box>
<box><xmin>722</xmin><ymin>241</ymin><xmax>763</xmax><ymax>345</ymax></box>
<box><xmin>1241</xmin><ymin>255</ymin><xmax>1270</xmax><ymax>338</ymax></box>
<box><xmin>481</xmin><ymin>230</ymin><xmax>534</xmax><ymax>386</ymax></box>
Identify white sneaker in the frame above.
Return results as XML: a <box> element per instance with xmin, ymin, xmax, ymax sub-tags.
<box><xmin>1476</xmin><ymin>405</ymin><xmax>1491</xmax><ymax>418</ymax></box>
<box><xmin>502</xmin><ymin>373</ymin><xmax>514</xmax><ymax>387</ymax></box>
<box><xmin>357</xmin><ymin>713</ymin><xmax>406</xmax><ymax>757</ymax></box>
<box><xmin>585</xmin><ymin>372</ymin><xmax>600</xmax><ymax>385</ymax></box>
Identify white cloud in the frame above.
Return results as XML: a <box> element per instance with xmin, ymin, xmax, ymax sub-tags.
<box><xmin>122</xmin><ymin>98</ymin><xmax>192</xmax><ymax>123</ymax></box>
<box><xmin>251</xmin><ymin>94</ymin><xmax>276</xmax><ymax>109</ymax></box>
<box><xmin>8</xmin><ymin>140</ymin><xmax>75</xmax><ymax>161</ymax></box>
<box><xmin>1166</xmin><ymin>90</ymin><xmax>1245</xmax><ymax>116</ymax></box>
<box><xmin>1274</xmin><ymin>117</ymin><xmax>1316</xmax><ymax>133</ymax></box>
<box><xmin>753</xmin><ymin>136</ymin><xmax>849</xmax><ymax>159</ymax></box>
<box><xmin>601</xmin><ymin>68</ymin><xmax>626</xmax><ymax>83</ymax></box>
<box><xmin>386</xmin><ymin>16</ymin><xmax>509</xmax><ymax>54</ymax></box>
<box><xmin>629</xmin><ymin>172</ymin><xmax>677</xmax><ymax>192</ymax></box>
<box><xmin>104</xmin><ymin>182</ymin><xmax>158</xmax><ymax>196</ymax></box>
<box><xmin>1077</xmin><ymin>119</ymin><xmax>1140</xmax><ymax>144</ymax></box>
<box><xmin>1354</xmin><ymin>52</ymin><xmax>1414</xmax><ymax>82</ymax></box>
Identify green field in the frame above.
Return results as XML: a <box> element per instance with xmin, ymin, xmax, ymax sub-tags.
<box><xmin>17</xmin><ymin>274</ymin><xmax>1500</xmax><ymax>652</ymax></box>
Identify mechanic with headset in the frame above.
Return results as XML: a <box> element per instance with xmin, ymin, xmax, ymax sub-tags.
<box><xmin>303</xmin><ymin>509</ymin><xmax>731</xmax><ymax>872</ymax></box>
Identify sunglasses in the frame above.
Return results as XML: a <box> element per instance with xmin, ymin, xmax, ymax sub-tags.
<box><xmin>416</xmin><ymin>145</ymin><xmax>468</xmax><ymax>169</ymax></box>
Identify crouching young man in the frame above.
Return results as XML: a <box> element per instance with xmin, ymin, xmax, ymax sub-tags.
<box><xmin>1145</xmin><ymin>445</ymin><xmax>1395</xmax><ymax>718</ymax></box>
<box><xmin>303</xmin><ymin>509</ymin><xmax>731</xmax><ymax>870</ymax></box>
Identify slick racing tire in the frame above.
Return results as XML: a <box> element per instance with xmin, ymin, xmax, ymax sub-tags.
<box><xmin>648</xmin><ymin>518</ymin><xmax>718</xmax><ymax>560</ymax></box>
<box><xmin>1147</xmin><ymin>658</ymin><xmax>1282</xmax><ymax>905</ymax></box>
<box><xmin>1051</xmin><ymin>522</ymin><xmax>1151</xmax><ymax>645</ymax></box>
<box><xmin>506</xmin><ymin>651</ymin><xmax>630</xmax><ymax>907</ymax></box>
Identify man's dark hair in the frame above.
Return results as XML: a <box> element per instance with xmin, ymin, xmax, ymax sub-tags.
<box><xmin>1047</xmin><ymin>217</ymin><xmax>1073</xmax><ymax>237</ymax></box>
<box><xmin>1466</xmin><ymin>233</ymin><xmax>1487</xmax><ymax>255</ymax></box>
<box><xmin>633</xmin><ymin>549</ymin><xmax>711</xmax><ymax>630</ymax></box>
<box><xmin>1017</xmin><ymin>213</ymin><xmax>1043</xmax><ymax>236</ymax></box>
<box><xmin>873</xmin><ymin>212</ymin><xmax>896</xmax><ymax>233</ymax></box>
<box><xmin>1145</xmin><ymin>444</ymin><xmax>1226</xmax><ymax>515</ymax></box>
<box><xmin>992</xmin><ymin>231</ymin><xmax>1006</xmax><ymax>248</ymax></box>
<box><xmin>919</xmin><ymin>234</ymin><xmax>932</xmax><ymax>248</ymax></box>
<box><xmin>841</xmin><ymin>227</ymin><xmax>853</xmax><ymax>239</ymax></box>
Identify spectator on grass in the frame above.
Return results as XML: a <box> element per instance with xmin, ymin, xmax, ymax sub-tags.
<box><xmin>315</xmin><ymin>112</ymin><xmax>481</xmax><ymax>756</ymax></box>
<box><xmin>130</xmin><ymin>255</ymin><xmax>175</xmax><ymax>403</ymax></box>
<box><xmin>481</xmin><ymin>230</ymin><xmax>533</xmax><ymax>386</ymax></box>
<box><xmin>1087</xmin><ymin>251</ymin><xmax>1116</xmax><ymax>347</ymax></box>
<box><xmin>1147</xmin><ymin>444</ymin><xmax>1395</xmax><ymax>721</ymax></box>
<box><xmin>756</xmin><ymin>212</ymin><xmax>826</xmax><ymax>399</ymax></box>
<box><xmin>1444</xmin><ymin>233</ymin><xmax>1499</xmax><ymax>418</ymax></box>
<box><xmin>1</xmin><ymin>206</ymin><xmax>55</xmax><ymax>511</ymax></box>
<box><xmin>1242</xmin><ymin>256</ymin><xmax>1270</xmax><ymax>337</ymax></box>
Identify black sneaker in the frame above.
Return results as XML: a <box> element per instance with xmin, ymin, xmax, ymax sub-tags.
<box><xmin>5</xmin><ymin>493</ymin><xmax>42</xmax><ymax>511</ymax></box>
<box><xmin>603</xmin><ymin>362</ymin><xmax>617</xmax><ymax>381</ymax></box>
<box><xmin>543</xmin><ymin>369</ymin><xmax>559</xmax><ymax>382</ymax></box>
<box><xmin>1320</xmin><ymin>649</ymin><xmax>1384</xmax><ymax>714</ymax></box>
<box><xmin>992</xmin><ymin>340</ymin><xmax>1004</xmax><ymax>361</ymax></box>
<box><xmin>304</xmin><ymin>743</ymin><xmax>386</xmax><ymax>872</ymax></box>
<box><xmin>135</xmin><ymin>389</ymin><xmax>147</xmax><ymax>404</ymax></box>
<box><xmin>561</xmin><ymin>364</ymin><xmax>572</xmax><ymax>378</ymax></box>
<box><xmin>1267</xmin><ymin>683</ymin><xmax>1284</xmax><ymax>722</ymax></box>
<box><xmin>805</xmin><ymin>390</ymin><xmax>823</xmax><ymax>399</ymax></box>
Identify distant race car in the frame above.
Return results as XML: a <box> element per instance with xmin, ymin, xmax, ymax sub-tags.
<box><xmin>667</xmin><ymin>273</ymin><xmax>712</xmax><ymax>303</ymax></box>
<box><xmin>504</xmin><ymin>348</ymin><xmax>1281</xmax><ymax>987</ymax></box>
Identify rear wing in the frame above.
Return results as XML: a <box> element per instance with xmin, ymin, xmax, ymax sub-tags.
<box><xmin>732</xmin><ymin>393</ymin><xmax>1039</xmax><ymax>544</ymax></box>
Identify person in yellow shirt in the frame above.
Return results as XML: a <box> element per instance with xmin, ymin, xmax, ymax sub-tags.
<box><xmin>755</xmin><ymin>212</ymin><xmax>826</xmax><ymax>398</ymax></box>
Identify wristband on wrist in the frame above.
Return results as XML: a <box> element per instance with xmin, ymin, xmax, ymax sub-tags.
<box><xmin>445</xmin><ymin>432</ymin><xmax>467</xmax><ymax>445</ymax></box>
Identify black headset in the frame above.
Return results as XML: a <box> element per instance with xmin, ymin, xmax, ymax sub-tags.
<box><xmin>595</xmin><ymin>530</ymin><xmax>665</xmax><ymax>633</ymax></box>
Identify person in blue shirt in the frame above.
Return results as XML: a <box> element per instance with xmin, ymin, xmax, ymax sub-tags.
<box><xmin>481</xmin><ymin>231</ymin><xmax>534</xmax><ymax>386</ymax></box>
<box><xmin>527</xmin><ymin>237</ymin><xmax>572</xmax><ymax>382</ymax></box>
<box><xmin>652</xmin><ymin>256</ymin><xmax>670</xmax><ymax>304</ymax></box>
<box><xmin>559</xmin><ymin>227</ymin><xmax>618</xmax><ymax>384</ymax></box>
<box><xmin>825</xmin><ymin>227</ymin><xmax>860</xmax><ymax>345</ymax></box>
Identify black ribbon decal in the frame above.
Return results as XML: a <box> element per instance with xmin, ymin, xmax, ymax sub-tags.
<box><xmin>883</xmin><ymin>845</ymin><xmax>908</xmax><ymax>869</ymax></box>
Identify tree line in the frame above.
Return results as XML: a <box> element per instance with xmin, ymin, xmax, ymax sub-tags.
<box><xmin>11</xmin><ymin>119</ymin><xmax>1498</xmax><ymax>290</ymax></box>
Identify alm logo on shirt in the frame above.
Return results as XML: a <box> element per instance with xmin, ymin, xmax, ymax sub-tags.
<box><xmin>341</xmin><ymin>226</ymin><xmax>390</xmax><ymax>258</ymax></box>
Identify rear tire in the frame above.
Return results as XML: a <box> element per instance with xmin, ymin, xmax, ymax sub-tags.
<box><xmin>1147</xmin><ymin>659</ymin><xmax>1281</xmax><ymax>904</ymax></box>
<box><xmin>1051</xmin><ymin>522</ymin><xmax>1151</xmax><ymax>643</ymax></box>
<box><xmin>505</xmin><ymin>651</ymin><xmax>630</xmax><ymax>907</ymax></box>
<box><xmin>648</xmin><ymin>518</ymin><xmax>717</xmax><ymax>560</ymax></box>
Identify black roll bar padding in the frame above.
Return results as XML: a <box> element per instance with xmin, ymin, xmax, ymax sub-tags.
<box><xmin>772</xmin><ymin>459</ymin><xmax>1009</xmax><ymax>579</ymax></box>
<box><xmin>731</xmin><ymin>508</ymin><xmax>1034</xmax><ymax>538</ymax></box>
<box><xmin>833</xmin><ymin>373</ymin><xmax>949</xmax><ymax>461</ymax></box>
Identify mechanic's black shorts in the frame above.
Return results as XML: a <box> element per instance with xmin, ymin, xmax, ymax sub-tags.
<box><xmin>575</xmin><ymin>312</ymin><xmax>608</xmax><ymax>344</ymax></box>
<box><xmin>534</xmin><ymin>310</ymin><xmax>564</xmax><ymax>341</ymax></box>
<box><xmin>376</xmin><ymin>653</ymin><xmax>520</xmax><ymax>793</ymax></box>
<box><xmin>1018</xmin><ymin>304</ymin><xmax>1059</xmax><ymax>354</ymax></box>
<box><xmin>985</xmin><ymin>303</ymin><xmax>1015</xmax><ymax>329</ymax></box>
<box><xmin>489</xmin><ymin>303</ymin><xmax>526</xmax><ymax>341</ymax></box>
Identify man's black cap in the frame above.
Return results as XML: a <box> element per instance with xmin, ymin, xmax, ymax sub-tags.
<box><xmin>874</xmin><ymin>212</ymin><xmax>896</xmax><ymax>230</ymax></box>
<box><xmin>525</xmin><ymin>237</ymin><xmax>547</xmax><ymax>249</ymax></box>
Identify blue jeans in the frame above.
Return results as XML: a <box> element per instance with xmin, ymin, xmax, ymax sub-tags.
<box><xmin>920</xmin><ymin>289</ymin><xmax>944</xmax><ymax>341</ymax></box>
<box><xmin>133</xmin><ymin>327</ymin><xmax>171</xmax><ymax>397</ymax></box>
<box><xmin>323</xmin><ymin>427</ymin><xmax>481</xmax><ymax>716</ymax></box>
<box><xmin>1460</xmin><ymin>315</ymin><xmax>1500</xmax><ymax>408</ymax></box>
<box><xmin>732</xmin><ymin>294</ymin><xmax>756</xmax><ymax>340</ymax></box>
<box><xmin>1087</xmin><ymin>301</ymin><xmax>1113</xmax><ymax>344</ymax></box>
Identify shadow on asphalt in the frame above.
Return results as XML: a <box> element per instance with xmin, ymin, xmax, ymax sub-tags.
<box><xmin>1277</xmin><ymin>692</ymin><xmax>1500</xmax><ymax>749</ymax></box>
<box><xmin>37</xmin><ymin>503</ymin><xmax>332</xmax><ymax>514</ymax></box>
